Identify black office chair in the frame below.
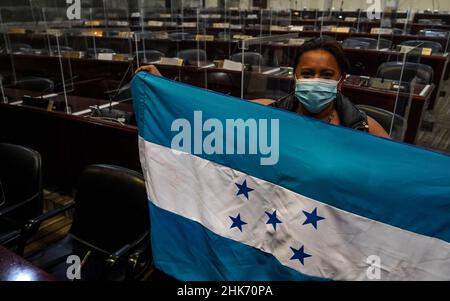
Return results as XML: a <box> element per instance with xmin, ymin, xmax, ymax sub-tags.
<box><xmin>356</xmin><ymin>104</ymin><xmax>406</xmax><ymax>138</ymax></box>
<box><xmin>168</xmin><ymin>32</ymin><xmax>193</xmax><ymax>41</ymax></box>
<box><xmin>48</xmin><ymin>45</ymin><xmax>74</xmax><ymax>54</ymax></box>
<box><xmin>318</xmin><ymin>35</ymin><xmax>338</xmax><ymax>42</ymax></box>
<box><xmin>135</xmin><ymin>50</ymin><xmax>164</xmax><ymax>62</ymax></box>
<box><xmin>217</xmin><ymin>32</ymin><xmax>230</xmax><ymax>40</ymax></box>
<box><xmin>377</xmin><ymin>61</ymin><xmax>434</xmax><ymax>85</ymax></box>
<box><xmin>24</xmin><ymin>164</ymin><xmax>151</xmax><ymax>281</ymax></box>
<box><xmin>342</xmin><ymin>37</ymin><xmax>392</xmax><ymax>50</ymax></box>
<box><xmin>177</xmin><ymin>49</ymin><xmax>207</xmax><ymax>66</ymax></box>
<box><xmin>418</xmin><ymin>29</ymin><xmax>449</xmax><ymax>38</ymax></box>
<box><xmin>206</xmin><ymin>72</ymin><xmax>235</xmax><ymax>95</ymax></box>
<box><xmin>392</xmin><ymin>28</ymin><xmax>404</xmax><ymax>35</ymax></box>
<box><xmin>417</xmin><ymin>19</ymin><xmax>433</xmax><ymax>25</ymax></box>
<box><xmin>302</xmin><ymin>25</ymin><xmax>316</xmax><ymax>31</ymax></box>
<box><xmin>9</xmin><ymin>43</ymin><xmax>32</xmax><ymax>53</ymax></box>
<box><xmin>342</xmin><ymin>39</ymin><xmax>371</xmax><ymax>49</ymax></box>
<box><xmin>86</xmin><ymin>48</ymin><xmax>115</xmax><ymax>58</ymax></box>
<box><xmin>14</xmin><ymin>76</ymin><xmax>55</xmax><ymax>93</ymax></box>
<box><xmin>399</xmin><ymin>40</ymin><xmax>443</xmax><ymax>54</ymax></box>
<box><xmin>0</xmin><ymin>143</ymin><xmax>43</xmax><ymax>252</ymax></box>
<box><xmin>230</xmin><ymin>52</ymin><xmax>264</xmax><ymax>66</ymax></box>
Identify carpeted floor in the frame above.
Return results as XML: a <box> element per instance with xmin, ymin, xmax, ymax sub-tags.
<box><xmin>23</xmin><ymin>189</ymin><xmax>73</xmax><ymax>257</ymax></box>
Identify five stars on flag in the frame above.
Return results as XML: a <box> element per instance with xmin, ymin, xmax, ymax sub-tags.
<box><xmin>231</xmin><ymin>178</ymin><xmax>326</xmax><ymax>266</ymax></box>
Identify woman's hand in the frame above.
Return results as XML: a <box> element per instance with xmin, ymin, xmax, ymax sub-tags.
<box><xmin>134</xmin><ymin>65</ymin><xmax>162</xmax><ymax>77</ymax></box>
<box><xmin>250</xmin><ymin>98</ymin><xmax>276</xmax><ymax>106</ymax></box>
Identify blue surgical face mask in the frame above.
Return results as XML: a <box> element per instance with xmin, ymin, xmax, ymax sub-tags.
<box><xmin>294</xmin><ymin>78</ymin><xmax>338</xmax><ymax>113</ymax></box>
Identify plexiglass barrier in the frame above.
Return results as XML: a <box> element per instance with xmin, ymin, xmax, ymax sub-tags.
<box><xmin>0</xmin><ymin>0</ymin><xmax>447</xmax><ymax>146</ymax></box>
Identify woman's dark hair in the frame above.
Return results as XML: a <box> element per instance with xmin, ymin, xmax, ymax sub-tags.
<box><xmin>294</xmin><ymin>37</ymin><xmax>351</xmax><ymax>75</ymax></box>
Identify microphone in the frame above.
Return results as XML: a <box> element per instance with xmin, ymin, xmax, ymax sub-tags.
<box><xmin>107</xmin><ymin>62</ymin><xmax>134</xmax><ymax>111</ymax></box>
<box><xmin>0</xmin><ymin>77</ymin><xmax>7</xmax><ymax>103</ymax></box>
<box><xmin>338</xmin><ymin>1</ymin><xmax>344</xmax><ymax>19</ymax></box>
<box><xmin>90</xmin><ymin>62</ymin><xmax>134</xmax><ymax>124</ymax></box>
<box><xmin>89</xmin><ymin>94</ymin><xmax>134</xmax><ymax>125</ymax></box>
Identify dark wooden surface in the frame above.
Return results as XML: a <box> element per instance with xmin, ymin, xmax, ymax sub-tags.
<box><xmin>0</xmin><ymin>53</ymin><xmax>134</xmax><ymax>100</ymax></box>
<box><xmin>0</xmin><ymin>245</ymin><xmax>56</xmax><ymax>281</ymax></box>
<box><xmin>0</xmin><ymin>98</ymin><xmax>140</xmax><ymax>192</ymax></box>
<box><xmin>342</xmin><ymin>75</ymin><xmax>434</xmax><ymax>144</ymax></box>
<box><xmin>3</xmin><ymin>32</ymin><xmax>447</xmax><ymax>104</ymax></box>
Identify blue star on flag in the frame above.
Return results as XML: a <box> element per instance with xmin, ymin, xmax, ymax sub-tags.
<box><xmin>290</xmin><ymin>245</ymin><xmax>312</xmax><ymax>265</ymax></box>
<box><xmin>265</xmin><ymin>210</ymin><xmax>282</xmax><ymax>231</ymax></box>
<box><xmin>235</xmin><ymin>179</ymin><xmax>254</xmax><ymax>200</ymax></box>
<box><xmin>302</xmin><ymin>208</ymin><xmax>325</xmax><ymax>229</ymax></box>
<box><xmin>229</xmin><ymin>214</ymin><xmax>247</xmax><ymax>232</ymax></box>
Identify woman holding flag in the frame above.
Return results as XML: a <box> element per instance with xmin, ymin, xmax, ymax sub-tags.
<box><xmin>134</xmin><ymin>37</ymin><xmax>389</xmax><ymax>138</ymax></box>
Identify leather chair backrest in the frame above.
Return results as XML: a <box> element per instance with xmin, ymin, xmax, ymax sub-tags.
<box><xmin>0</xmin><ymin>143</ymin><xmax>43</xmax><ymax>222</ymax></box>
<box><xmin>230</xmin><ymin>52</ymin><xmax>264</xmax><ymax>66</ymax></box>
<box><xmin>377</xmin><ymin>61</ymin><xmax>434</xmax><ymax>85</ymax></box>
<box><xmin>399</xmin><ymin>40</ymin><xmax>443</xmax><ymax>53</ymax></box>
<box><xmin>70</xmin><ymin>165</ymin><xmax>149</xmax><ymax>253</ymax></box>
<box><xmin>15</xmin><ymin>76</ymin><xmax>55</xmax><ymax>93</ymax></box>
<box><xmin>177</xmin><ymin>49</ymin><xmax>207</xmax><ymax>65</ymax></box>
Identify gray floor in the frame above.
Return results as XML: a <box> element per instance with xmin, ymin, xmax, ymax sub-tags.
<box><xmin>416</xmin><ymin>79</ymin><xmax>450</xmax><ymax>155</ymax></box>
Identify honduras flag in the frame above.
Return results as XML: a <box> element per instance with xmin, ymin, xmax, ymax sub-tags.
<box><xmin>131</xmin><ymin>72</ymin><xmax>450</xmax><ymax>281</ymax></box>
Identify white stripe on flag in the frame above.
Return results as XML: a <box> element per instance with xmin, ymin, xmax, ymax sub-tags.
<box><xmin>139</xmin><ymin>137</ymin><xmax>450</xmax><ymax>281</ymax></box>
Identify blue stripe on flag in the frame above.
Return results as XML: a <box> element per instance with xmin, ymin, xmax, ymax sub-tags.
<box><xmin>132</xmin><ymin>72</ymin><xmax>450</xmax><ymax>243</ymax></box>
<box><xmin>149</xmin><ymin>201</ymin><xmax>328</xmax><ymax>281</ymax></box>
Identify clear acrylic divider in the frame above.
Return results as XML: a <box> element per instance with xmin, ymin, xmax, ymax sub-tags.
<box><xmin>239</xmin><ymin>33</ymin><xmax>299</xmax><ymax>100</ymax></box>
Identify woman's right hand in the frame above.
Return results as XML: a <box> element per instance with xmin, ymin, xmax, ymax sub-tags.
<box><xmin>250</xmin><ymin>98</ymin><xmax>276</xmax><ymax>106</ymax></box>
<box><xmin>134</xmin><ymin>65</ymin><xmax>162</xmax><ymax>77</ymax></box>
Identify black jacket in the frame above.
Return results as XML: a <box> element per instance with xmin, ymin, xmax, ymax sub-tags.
<box><xmin>269</xmin><ymin>93</ymin><xmax>369</xmax><ymax>132</ymax></box>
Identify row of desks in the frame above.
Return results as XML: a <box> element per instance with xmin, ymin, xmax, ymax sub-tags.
<box><xmin>0</xmin><ymin>51</ymin><xmax>437</xmax><ymax>115</ymax></box>
<box><xmin>4</xmin><ymin>32</ymin><xmax>450</xmax><ymax>77</ymax></box>
<box><xmin>5</xmin><ymin>29</ymin><xmax>449</xmax><ymax>51</ymax></box>
<box><xmin>3</xmin><ymin>33</ymin><xmax>448</xmax><ymax>107</ymax></box>
<box><xmin>0</xmin><ymin>69</ymin><xmax>434</xmax><ymax>191</ymax></box>
<box><xmin>135</xmin><ymin>21</ymin><xmax>450</xmax><ymax>34</ymax></box>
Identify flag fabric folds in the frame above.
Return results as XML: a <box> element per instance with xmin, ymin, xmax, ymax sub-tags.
<box><xmin>131</xmin><ymin>72</ymin><xmax>450</xmax><ymax>281</ymax></box>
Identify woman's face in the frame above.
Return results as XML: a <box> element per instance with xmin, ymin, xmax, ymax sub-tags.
<box><xmin>295</xmin><ymin>49</ymin><xmax>342</xmax><ymax>80</ymax></box>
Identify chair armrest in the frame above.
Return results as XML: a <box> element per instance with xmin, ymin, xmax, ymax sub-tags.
<box><xmin>12</xmin><ymin>201</ymin><xmax>76</xmax><ymax>256</ymax></box>
<box><xmin>24</xmin><ymin>201</ymin><xmax>76</xmax><ymax>230</ymax></box>
<box><xmin>106</xmin><ymin>231</ymin><xmax>149</xmax><ymax>266</ymax></box>
<box><xmin>0</xmin><ymin>229</ymin><xmax>22</xmax><ymax>246</ymax></box>
<box><xmin>126</xmin><ymin>237</ymin><xmax>152</xmax><ymax>281</ymax></box>
<box><xmin>128</xmin><ymin>238</ymin><xmax>151</xmax><ymax>269</ymax></box>
<box><xmin>0</xmin><ymin>191</ymin><xmax>41</xmax><ymax>217</ymax></box>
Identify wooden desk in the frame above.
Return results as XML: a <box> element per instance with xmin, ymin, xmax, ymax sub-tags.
<box><xmin>0</xmin><ymin>53</ymin><xmax>133</xmax><ymax>100</ymax></box>
<box><xmin>4</xmin><ymin>32</ymin><xmax>448</xmax><ymax>83</ymax></box>
<box><xmin>0</xmin><ymin>90</ymin><xmax>139</xmax><ymax>192</ymax></box>
<box><xmin>342</xmin><ymin>75</ymin><xmax>434</xmax><ymax>144</ymax></box>
<box><xmin>133</xmin><ymin>27</ymin><xmax>450</xmax><ymax>51</ymax></box>
<box><xmin>0</xmin><ymin>245</ymin><xmax>56</xmax><ymax>281</ymax></box>
<box><xmin>212</xmin><ymin>29</ymin><xmax>450</xmax><ymax>51</ymax></box>
<box><xmin>413</xmin><ymin>13</ymin><xmax>450</xmax><ymax>26</ymax></box>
